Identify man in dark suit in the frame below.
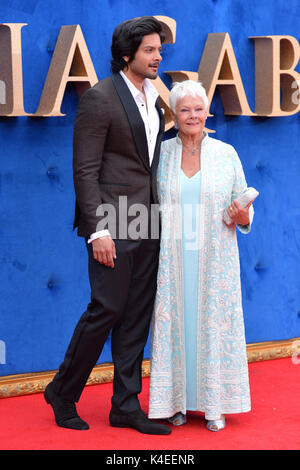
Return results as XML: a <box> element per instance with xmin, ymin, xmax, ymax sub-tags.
<box><xmin>44</xmin><ymin>17</ymin><xmax>171</xmax><ymax>435</ymax></box>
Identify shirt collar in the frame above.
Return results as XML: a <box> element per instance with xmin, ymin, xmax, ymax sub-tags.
<box><xmin>119</xmin><ymin>70</ymin><xmax>159</xmax><ymax>101</ymax></box>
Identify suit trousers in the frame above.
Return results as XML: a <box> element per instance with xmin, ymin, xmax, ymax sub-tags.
<box><xmin>52</xmin><ymin>238</ymin><xmax>160</xmax><ymax>413</ymax></box>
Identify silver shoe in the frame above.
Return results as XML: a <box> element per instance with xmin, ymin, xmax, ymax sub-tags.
<box><xmin>206</xmin><ymin>415</ymin><xmax>226</xmax><ymax>432</ymax></box>
<box><xmin>167</xmin><ymin>412</ymin><xmax>187</xmax><ymax>426</ymax></box>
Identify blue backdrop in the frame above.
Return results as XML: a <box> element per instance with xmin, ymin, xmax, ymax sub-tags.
<box><xmin>1</xmin><ymin>0</ymin><xmax>300</xmax><ymax>376</ymax></box>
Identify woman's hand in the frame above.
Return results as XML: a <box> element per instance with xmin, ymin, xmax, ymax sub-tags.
<box><xmin>227</xmin><ymin>200</ymin><xmax>252</xmax><ymax>226</ymax></box>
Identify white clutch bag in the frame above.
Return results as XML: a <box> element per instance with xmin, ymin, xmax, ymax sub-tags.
<box><xmin>223</xmin><ymin>187</ymin><xmax>259</xmax><ymax>225</ymax></box>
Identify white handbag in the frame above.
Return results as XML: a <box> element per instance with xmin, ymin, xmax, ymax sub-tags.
<box><xmin>223</xmin><ymin>187</ymin><xmax>259</xmax><ymax>225</ymax></box>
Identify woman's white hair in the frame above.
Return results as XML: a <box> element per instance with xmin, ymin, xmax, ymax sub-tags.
<box><xmin>169</xmin><ymin>80</ymin><xmax>209</xmax><ymax>113</ymax></box>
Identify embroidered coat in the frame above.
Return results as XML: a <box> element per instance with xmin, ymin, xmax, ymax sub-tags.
<box><xmin>148</xmin><ymin>134</ymin><xmax>253</xmax><ymax>420</ymax></box>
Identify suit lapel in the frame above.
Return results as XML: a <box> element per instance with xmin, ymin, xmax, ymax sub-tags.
<box><xmin>151</xmin><ymin>98</ymin><xmax>165</xmax><ymax>173</ymax></box>
<box><xmin>111</xmin><ymin>73</ymin><xmax>150</xmax><ymax>172</ymax></box>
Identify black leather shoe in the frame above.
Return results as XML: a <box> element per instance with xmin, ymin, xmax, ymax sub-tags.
<box><xmin>44</xmin><ymin>382</ymin><xmax>89</xmax><ymax>430</ymax></box>
<box><xmin>109</xmin><ymin>409</ymin><xmax>171</xmax><ymax>435</ymax></box>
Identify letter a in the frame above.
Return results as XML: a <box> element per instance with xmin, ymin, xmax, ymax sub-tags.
<box><xmin>35</xmin><ymin>25</ymin><xmax>98</xmax><ymax>116</ymax></box>
<box><xmin>197</xmin><ymin>33</ymin><xmax>254</xmax><ymax>116</ymax></box>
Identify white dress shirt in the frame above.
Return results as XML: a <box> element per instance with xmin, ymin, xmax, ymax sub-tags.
<box><xmin>88</xmin><ymin>71</ymin><xmax>160</xmax><ymax>243</ymax></box>
<box><xmin>119</xmin><ymin>70</ymin><xmax>160</xmax><ymax>165</ymax></box>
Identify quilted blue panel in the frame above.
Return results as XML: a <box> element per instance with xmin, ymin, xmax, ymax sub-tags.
<box><xmin>0</xmin><ymin>0</ymin><xmax>299</xmax><ymax>375</ymax></box>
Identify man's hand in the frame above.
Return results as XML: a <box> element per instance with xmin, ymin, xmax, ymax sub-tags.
<box><xmin>92</xmin><ymin>236</ymin><xmax>116</xmax><ymax>268</ymax></box>
<box><xmin>227</xmin><ymin>200</ymin><xmax>252</xmax><ymax>226</ymax></box>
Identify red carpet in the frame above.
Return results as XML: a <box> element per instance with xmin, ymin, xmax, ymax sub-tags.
<box><xmin>0</xmin><ymin>357</ymin><xmax>299</xmax><ymax>450</ymax></box>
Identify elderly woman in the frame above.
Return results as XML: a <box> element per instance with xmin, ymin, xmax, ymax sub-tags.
<box><xmin>148</xmin><ymin>80</ymin><xmax>254</xmax><ymax>431</ymax></box>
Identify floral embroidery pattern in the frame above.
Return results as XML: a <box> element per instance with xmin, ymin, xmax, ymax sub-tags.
<box><xmin>149</xmin><ymin>135</ymin><xmax>252</xmax><ymax>420</ymax></box>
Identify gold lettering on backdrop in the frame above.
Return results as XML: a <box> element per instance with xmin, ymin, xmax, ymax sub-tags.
<box><xmin>0</xmin><ymin>23</ymin><xmax>31</xmax><ymax>116</ymax></box>
<box><xmin>164</xmin><ymin>71</ymin><xmax>199</xmax><ymax>83</ymax></box>
<box><xmin>197</xmin><ymin>33</ymin><xmax>255</xmax><ymax>116</ymax></box>
<box><xmin>35</xmin><ymin>25</ymin><xmax>98</xmax><ymax>116</ymax></box>
<box><xmin>164</xmin><ymin>70</ymin><xmax>215</xmax><ymax>133</ymax></box>
<box><xmin>153</xmin><ymin>16</ymin><xmax>177</xmax><ymax>131</ymax></box>
<box><xmin>250</xmin><ymin>35</ymin><xmax>300</xmax><ymax>116</ymax></box>
<box><xmin>154</xmin><ymin>17</ymin><xmax>215</xmax><ymax>132</ymax></box>
<box><xmin>0</xmin><ymin>21</ymin><xmax>300</xmax><ymax>123</ymax></box>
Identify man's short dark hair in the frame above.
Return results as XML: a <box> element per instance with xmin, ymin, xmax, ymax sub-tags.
<box><xmin>111</xmin><ymin>16</ymin><xmax>165</xmax><ymax>74</ymax></box>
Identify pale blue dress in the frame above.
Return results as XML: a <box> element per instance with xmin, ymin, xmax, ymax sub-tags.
<box><xmin>149</xmin><ymin>135</ymin><xmax>252</xmax><ymax>420</ymax></box>
<box><xmin>180</xmin><ymin>169</ymin><xmax>201</xmax><ymax>410</ymax></box>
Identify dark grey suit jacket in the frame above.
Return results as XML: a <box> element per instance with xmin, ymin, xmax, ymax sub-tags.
<box><xmin>73</xmin><ymin>73</ymin><xmax>165</xmax><ymax>239</ymax></box>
